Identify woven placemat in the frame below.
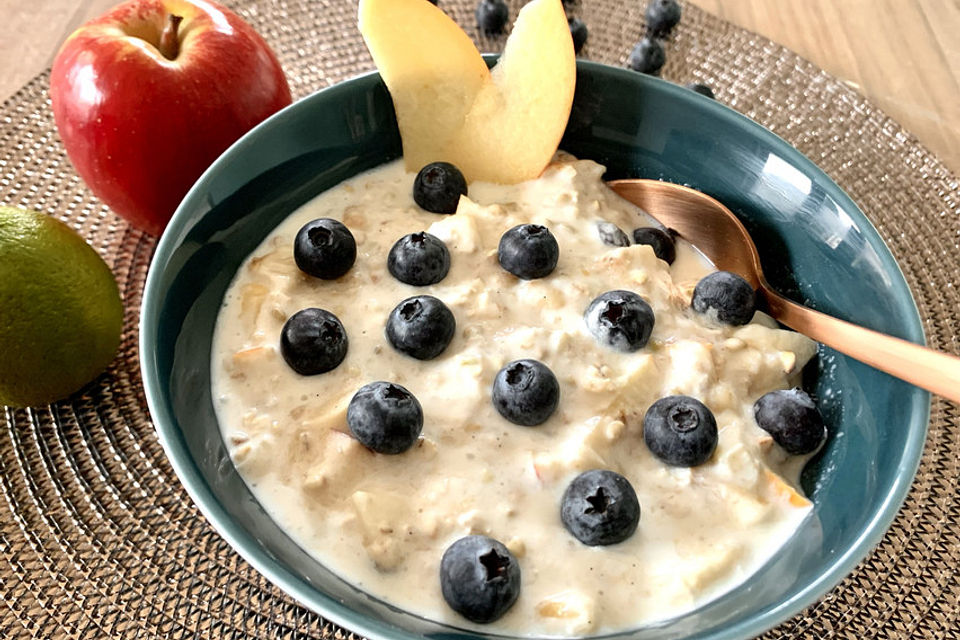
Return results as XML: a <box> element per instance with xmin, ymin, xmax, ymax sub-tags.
<box><xmin>2</xmin><ymin>0</ymin><xmax>958</xmax><ymax>638</ymax></box>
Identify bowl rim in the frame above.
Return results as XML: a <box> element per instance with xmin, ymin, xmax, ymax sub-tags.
<box><xmin>139</xmin><ymin>59</ymin><xmax>930</xmax><ymax>640</ymax></box>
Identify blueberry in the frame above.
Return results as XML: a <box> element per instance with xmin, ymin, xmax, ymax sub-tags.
<box><xmin>492</xmin><ymin>359</ymin><xmax>560</xmax><ymax>426</ymax></box>
<box><xmin>584</xmin><ymin>290</ymin><xmax>655</xmax><ymax>352</ymax></box>
<box><xmin>475</xmin><ymin>0</ymin><xmax>508</xmax><ymax>34</ymax></box>
<box><xmin>645</xmin><ymin>0</ymin><xmax>681</xmax><ymax>37</ymax></box>
<box><xmin>280</xmin><ymin>308</ymin><xmax>348</xmax><ymax>375</ymax></box>
<box><xmin>347</xmin><ymin>381</ymin><xmax>423</xmax><ymax>454</ymax></box>
<box><xmin>386</xmin><ymin>295</ymin><xmax>456</xmax><ymax>360</ymax></box>
<box><xmin>413</xmin><ymin>162</ymin><xmax>468</xmax><ymax>214</ymax></box>
<box><xmin>627</xmin><ymin>37</ymin><xmax>666</xmax><ymax>76</ymax></box>
<box><xmin>596</xmin><ymin>221</ymin><xmax>630</xmax><ymax>247</ymax></box>
<box><xmin>686</xmin><ymin>82</ymin><xmax>715</xmax><ymax>99</ymax></box>
<box><xmin>632</xmin><ymin>227</ymin><xmax>676</xmax><ymax>264</ymax></box>
<box><xmin>643</xmin><ymin>395</ymin><xmax>718</xmax><ymax>467</ymax></box>
<box><xmin>754</xmin><ymin>388</ymin><xmax>826</xmax><ymax>455</ymax></box>
<box><xmin>561</xmin><ymin>469</ymin><xmax>640</xmax><ymax>546</ymax></box>
<box><xmin>293</xmin><ymin>218</ymin><xmax>356</xmax><ymax>279</ymax></box>
<box><xmin>498</xmin><ymin>224</ymin><xmax>559</xmax><ymax>280</ymax></box>
<box><xmin>568</xmin><ymin>17</ymin><xmax>588</xmax><ymax>54</ymax></box>
<box><xmin>691</xmin><ymin>270</ymin><xmax>756</xmax><ymax>326</ymax></box>
<box><xmin>388</xmin><ymin>232</ymin><xmax>450</xmax><ymax>286</ymax></box>
<box><xmin>440</xmin><ymin>535</ymin><xmax>520</xmax><ymax>623</ymax></box>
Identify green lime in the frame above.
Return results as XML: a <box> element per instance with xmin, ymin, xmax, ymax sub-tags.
<box><xmin>0</xmin><ymin>206</ymin><xmax>123</xmax><ymax>407</ymax></box>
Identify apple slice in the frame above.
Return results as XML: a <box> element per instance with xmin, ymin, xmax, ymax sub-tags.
<box><xmin>358</xmin><ymin>0</ymin><xmax>491</xmax><ymax>172</ymax></box>
<box><xmin>359</xmin><ymin>0</ymin><xmax>575</xmax><ymax>184</ymax></box>
<box><xmin>452</xmin><ymin>0</ymin><xmax>576</xmax><ymax>183</ymax></box>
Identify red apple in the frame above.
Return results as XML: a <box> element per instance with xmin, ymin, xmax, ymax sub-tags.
<box><xmin>50</xmin><ymin>0</ymin><xmax>292</xmax><ymax>236</ymax></box>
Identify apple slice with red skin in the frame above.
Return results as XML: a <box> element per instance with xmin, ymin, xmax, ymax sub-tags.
<box><xmin>50</xmin><ymin>0</ymin><xmax>292</xmax><ymax>236</ymax></box>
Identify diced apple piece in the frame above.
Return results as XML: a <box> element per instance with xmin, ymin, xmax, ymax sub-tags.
<box><xmin>681</xmin><ymin>543</ymin><xmax>744</xmax><ymax>592</ymax></box>
<box><xmin>248</xmin><ymin>240</ymin><xmax>291</xmax><ymax>277</ymax></box>
<box><xmin>351</xmin><ymin>490</ymin><xmax>413</xmax><ymax>570</ymax></box>
<box><xmin>351</xmin><ymin>489</ymin><xmax>449</xmax><ymax>570</ymax></box>
<box><xmin>714</xmin><ymin>442</ymin><xmax>761</xmax><ymax>486</ymax></box>
<box><xmin>427</xmin><ymin>209</ymin><xmax>482</xmax><ymax>253</ymax></box>
<box><xmin>764</xmin><ymin>468</ymin><xmax>812</xmax><ymax>508</ymax></box>
<box><xmin>718</xmin><ymin>485</ymin><xmax>772</xmax><ymax>526</ymax></box>
<box><xmin>358</xmin><ymin>0</ymin><xmax>491</xmax><ymax>172</ymax></box>
<box><xmin>301</xmin><ymin>397</ymin><xmax>350</xmax><ymax>434</ymax></box>
<box><xmin>239</xmin><ymin>283</ymin><xmax>269</xmax><ymax>325</ymax></box>
<box><xmin>663</xmin><ymin>340</ymin><xmax>715</xmax><ymax>398</ymax></box>
<box><xmin>536</xmin><ymin>590</ymin><xmax>597</xmax><ymax>634</ymax></box>
<box><xmin>302</xmin><ymin>430</ymin><xmax>371</xmax><ymax>502</ymax></box>
<box><xmin>231</xmin><ymin>432</ymin><xmax>276</xmax><ymax>477</ymax></box>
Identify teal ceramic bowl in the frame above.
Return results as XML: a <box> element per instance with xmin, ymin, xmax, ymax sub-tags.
<box><xmin>140</xmin><ymin>60</ymin><xmax>929</xmax><ymax>640</ymax></box>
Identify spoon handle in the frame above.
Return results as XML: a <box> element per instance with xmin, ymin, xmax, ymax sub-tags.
<box><xmin>763</xmin><ymin>287</ymin><xmax>960</xmax><ymax>404</ymax></box>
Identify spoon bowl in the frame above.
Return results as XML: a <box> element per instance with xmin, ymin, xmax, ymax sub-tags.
<box><xmin>609</xmin><ymin>178</ymin><xmax>960</xmax><ymax>404</ymax></box>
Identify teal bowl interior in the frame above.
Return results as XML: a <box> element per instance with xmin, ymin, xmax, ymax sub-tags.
<box><xmin>140</xmin><ymin>60</ymin><xmax>929</xmax><ymax>640</ymax></box>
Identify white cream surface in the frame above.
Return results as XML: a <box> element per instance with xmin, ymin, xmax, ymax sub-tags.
<box><xmin>211</xmin><ymin>157</ymin><xmax>818</xmax><ymax>636</ymax></box>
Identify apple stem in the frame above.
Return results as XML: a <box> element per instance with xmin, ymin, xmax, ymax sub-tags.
<box><xmin>158</xmin><ymin>14</ymin><xmax>183</xmax><ymax>60</ymax></box>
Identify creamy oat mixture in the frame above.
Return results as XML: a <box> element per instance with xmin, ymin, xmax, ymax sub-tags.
<box><xmin>211</xmin><ymin>158</ymin><xmax>818</xmax><ymax>635</ymax></box>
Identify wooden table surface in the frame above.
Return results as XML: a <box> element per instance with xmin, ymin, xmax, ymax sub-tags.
<box><xmin>1</xmin><ymin>0</ymin><xmax>958</xmax><ymax>174</ymax></box>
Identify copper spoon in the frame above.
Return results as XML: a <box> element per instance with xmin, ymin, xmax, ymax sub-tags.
<box><xmin>608</xmin><ymin>178</ymin><xmax>960</xmax><ymax>404</ymax></box>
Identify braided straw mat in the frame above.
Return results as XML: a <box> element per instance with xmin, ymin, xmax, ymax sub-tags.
<box><xmin>2</xmin><ymin>0</ymin><xmax>959</xmax><ymax>638</ymax></box>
